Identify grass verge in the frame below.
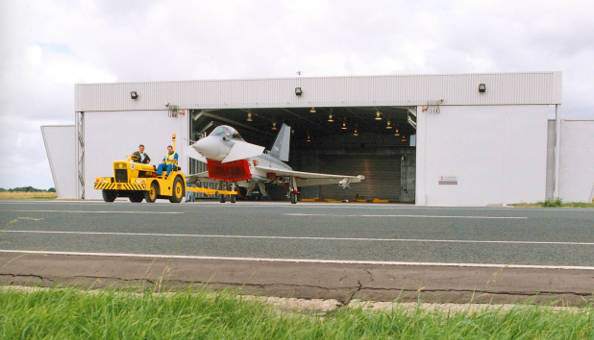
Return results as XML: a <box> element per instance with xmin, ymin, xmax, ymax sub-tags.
<box><xmin>0</xmin><ymin>192</ymin><xmax>56</xmax><ymax>200</ymax></box>
<box><xmin>0</xmin><ymin>289</ymin><xmax>592</xmax><ymax>339</ymax></box>
<box><xmin>512</xmin><ymin>199</ymin><xmax>594</xmax><ymax>208</ymax></box>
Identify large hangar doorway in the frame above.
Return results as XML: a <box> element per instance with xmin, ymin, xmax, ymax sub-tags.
<box><xmin>189</xmin><ymin>106</ymin><xmax>416</xmax><ymax>203</ymax></box>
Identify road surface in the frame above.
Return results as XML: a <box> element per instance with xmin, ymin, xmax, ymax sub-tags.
<box><xmin>1</xmin><ymin>201</ymin><xmax>593</xmax><ymax>304</ymax></box>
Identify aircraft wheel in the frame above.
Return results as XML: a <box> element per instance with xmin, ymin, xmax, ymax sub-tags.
<box><xmin>145</xmin><ymin>182</ymin><xmax>159</xmax><ymax>203</ymax></box>
<box><xmin>102</xmin><ymin>190</ymin><xmax>117</xmax><ymax>202</ymax></box>
<box><xmin>169</xmin><ymin>176</ymin><xmax>185</xmax><ymax>203</ymax></box>
<box><xmin>129</xmin><ymin>192</ymin><xmax>144</xmax><ymax>203</ymax></box>
<box><xmin>289</xmin><ymin>192</ymin><xmax>298</xmax><ymax>204</ymax></box>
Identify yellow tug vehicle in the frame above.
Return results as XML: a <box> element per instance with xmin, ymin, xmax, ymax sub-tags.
<box><xmin>94</xmin><ymin>134</ymin><xmax>237</xmax><ymax>203</ymax></box>
<box><xmin>94</xmin><ymin>161</ymin><xmax>187</xmax><ymax>203</ymax></box>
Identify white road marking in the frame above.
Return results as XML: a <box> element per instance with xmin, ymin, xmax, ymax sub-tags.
<box><xmin>285</xmin><ymin>213</ymin><xmax>528</xmax><ymax>219</ymax></box>
<box><xmin>1</xmin><ymin>249</ymin><xmax>592</xmax><ymax>271</ymax></box>
<box><xmin>3</xmin><ymin>229</ymin><xmax>591</xmax><ymax>246</ymax></box>
<box><xmin>8</xmin><ymin>210</ymin><xmax>182</xmax><ymax>215</ymax></box>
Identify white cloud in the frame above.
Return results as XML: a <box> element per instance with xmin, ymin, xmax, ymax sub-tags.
<box><xmin>1</xmin><ymin>0</ymin><xmax>593</xmax><ymax>188</ymax></box>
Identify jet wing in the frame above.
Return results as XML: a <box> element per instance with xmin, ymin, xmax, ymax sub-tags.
<box><xmin>187</xmin><ymin>146</ymin><xmax>207</xmax><ymax>163</ymax></box>
<box><xmin>255</xmin><ymin>166</ymin><xmax>365</xmax><ymax>188</ymax></box>
<box><xmin>223</xmin><ymin>141</ymin><xmax>265</xmax><ymax>163</ymax></box>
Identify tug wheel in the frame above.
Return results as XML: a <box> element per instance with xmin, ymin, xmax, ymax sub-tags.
<box><xmin>129</xmin><ymin>192</ymin><xmax>144</xmax><ymax>203</ymax></box>
<box><xmin>102</xmin><ymin>190</ymin><xmax>117</xmax><ymax>202</ymax></box>
<box><xmin>145</xmin><ymin>181</ymin><xmax>159</xmax><ymax>203</ymax></box>
<box><xmin>169</xmin><ymin>176</ymin><xmax>185</xmax><ymax>203</ymax></box>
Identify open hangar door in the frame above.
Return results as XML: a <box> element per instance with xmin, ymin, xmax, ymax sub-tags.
<box><xmin>189</xmin><ymin>106</ymin><xmax>416</xmax><ymax>203</ymax></box>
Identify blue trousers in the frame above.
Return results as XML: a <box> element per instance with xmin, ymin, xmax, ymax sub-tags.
<box><xmin>156</xmin><ymin>163</ymin><xmax>173</xmax><ymax>176</ymax></box>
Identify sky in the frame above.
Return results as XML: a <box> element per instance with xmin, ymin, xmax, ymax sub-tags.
<box><xmin>1</xmin><ymin>0</ymin><xmax>593</xmax><ymax>189</ymax></box>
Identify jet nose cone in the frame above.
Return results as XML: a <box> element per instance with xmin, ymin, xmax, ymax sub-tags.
<box><xmin>192</xmin><ymin>136</ymin><xmax>227</xmax><ymax>161</ymax></box>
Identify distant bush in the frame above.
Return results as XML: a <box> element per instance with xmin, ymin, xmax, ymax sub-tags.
<box><xmin>47</xmin><ymin>187</ymin><xmax>56</xmax><ymax>192</ymax></box>
<box><xmin>6</xmin><ymin>186</ymin><xmax>46</xmax><ymax>192</ymax></box>
<box><xmin>543</xmin><ymin>198</ymin><xmax>562</xmax><ymax>207</ymax></box>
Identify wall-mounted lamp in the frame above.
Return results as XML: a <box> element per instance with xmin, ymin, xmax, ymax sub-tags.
<box><xmin>306</xmin><ymin>134</ymin><xmax>312</xmax><ymax>143</ymax></box>
<box><xmin>271</xmin><ymin>122</ymin><xmax>278</xmax><ymax>131</ymax></box>
<box><xmin>327</xmin><ymin>113</ymin><xmax>334</xmax><ymax>123</ymax></box>
<box><xmin>478</xmin><ymin>83</ymin><xmax>486</xmax><ymax>93</ymax></box>
<box><xmin>295</xmin><ymin>87</ymin><xmax>303</xmax><ymax>96</ymax></box>
<box><xmin>130</xmin><ymin>91</ymin><xmax>139</xmax><ymax>100</ymax></box>
<box><xmin>353</xmin><ymin>128</ymin><xmax>359</xmax><ymax>137</ymax></box>
<box><xmin>340</xmin><ymin>119</ymin><xmax>348</xmax><ymax>130</ymax></box>
<box><xmin>246</xmin><ymin>111</ymin><xmax>253</xmax><ymax>122</ymax></box>
<box><xmin>385</xmin><ymin>120</ymin><xmax>393</xmax><ymax>129</ymax></box>
<box><xmin>309</xmin><ymin>107</ymin><xmax>316</xmax><ymax>113</ymax></box>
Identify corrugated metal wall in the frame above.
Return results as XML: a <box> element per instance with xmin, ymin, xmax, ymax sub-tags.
<box><xmin>75</xmin><ymin>72</ymin><xmax>562</xmax><ymax>112</ymax></box>
<box><xmin>559</xmin><ymin>120</ymin><xmax>594</xmax><ymax>202</ymax></box>
<box><xmin>41</xmin><ymin>125</ymin><xmax>77</xmax><ymax>199</ymax></box>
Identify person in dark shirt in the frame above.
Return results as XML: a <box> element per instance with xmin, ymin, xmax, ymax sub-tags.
<box><xmin>131</xmin><ymin>144</ymin><xmax>151</xmax><ymax>164</ymax></box>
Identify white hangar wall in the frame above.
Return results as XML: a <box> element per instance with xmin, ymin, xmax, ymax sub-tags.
<box><xmin>416</xmin><ymin>105</ymin><xmax>552</xmax><ymax>206</ymax></box>
<box><xmin>75</xmin><ymin>72</ymin><xmax>561</xmax><ymax>111</ymax></box>
<box><xmin>83</xmin><ymin>111</ymin><xmax>188</xmax><ymax>199</ymax></box>
<box><xmin>559</xmin><ymin>120</ymin><xmax>594</xmax><ymax>202</ymax></box>
<box><xmin>41</xmin><ymin>125</ymin><xmax>77</xmax><ymax>199</ymax></box>
<box><xmin>69</xmin><ymin>72</ymin><xmax>563</xmax><ymax>205</ymax></box>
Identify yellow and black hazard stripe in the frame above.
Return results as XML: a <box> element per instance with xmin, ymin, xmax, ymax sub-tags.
<box><xmin>94</xmin><ymin>182</ymin><xmax>147</xmax><ymax>191</ymax></box>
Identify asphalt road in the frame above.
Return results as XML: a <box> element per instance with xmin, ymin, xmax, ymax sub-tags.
<box><xmin>1</xmin><ymin>200</ymin><xmax>593</xmax><ymax>267</ymax></box>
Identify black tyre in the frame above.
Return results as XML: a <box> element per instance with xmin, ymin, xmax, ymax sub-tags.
<box><xmin>219</xmin><ymin>195</ymin><xmax>226</xmax><ymax>203</ymax></box>
<box><xmin>145</xmin><ymin>181</ymin><xmax>159</xmax><ymax>203</ymax></box>
<box><xmin>169</xmin><ymin>176</ymin><xmax>185</xmax><ymax>203</ymax></box>
<box><xmin>290</xmin><ymin>192</ymin><xmax>298</xmax><ymax>204</ymax></box>
<box><xmin>102</xmin><ymin>190</ymin><xmax>117</xmax><ymax>202</ymax></box>
<box><xmin>230</xmin><ymin>195</ymin><xmax>236</xmax><ymax>203</ymax></box>
<box><xmin>129</xmin><ymin>192</ymin><xmax>144</xmax><ymax>203</ymax></box>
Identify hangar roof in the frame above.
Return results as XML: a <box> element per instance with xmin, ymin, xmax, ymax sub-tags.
<box><xmin>75</xmin><ymin>72</ymin><xmax>561</xmax><ymax>112</ymax></box>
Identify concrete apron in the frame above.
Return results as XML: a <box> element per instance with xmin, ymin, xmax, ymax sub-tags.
<box><xmin>1</xmin><ymin>252</ymin><xmax>592</xmax><ymax>306</ymax></box>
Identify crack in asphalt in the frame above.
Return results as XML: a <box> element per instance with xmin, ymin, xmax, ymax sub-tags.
<box><xmin>1</xmin><ymin>273</ymin><xmax>592</xmax><ymax>303</ymax></box>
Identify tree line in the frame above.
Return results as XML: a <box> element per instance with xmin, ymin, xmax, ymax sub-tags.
<box><xmin>0</xmin><ymin>186</ymin><xmax>56</xmax><ymax>192</ymax></box>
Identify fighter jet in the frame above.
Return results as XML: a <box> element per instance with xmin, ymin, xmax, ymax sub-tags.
<box><xmin>187</xmin><ymin>124</ymin><xmax>365</xmax><ymax>203</ymax></box>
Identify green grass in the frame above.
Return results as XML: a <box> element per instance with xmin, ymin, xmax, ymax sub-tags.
<box><xmin>0</xmin><ymin>192</ymin><xmax>56</xmax><ymax>200</ymax></box>
<box><xmin>0</xmin><ymin>290</ymin><xmax>592</xmax><ymax>339</ymax></box>
<box><xmin>512</xmin><ymin>199</ymin><xmax>594</xmax><ymax>208</ymax></box>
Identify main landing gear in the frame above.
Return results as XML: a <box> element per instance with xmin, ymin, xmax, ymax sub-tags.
<box><xmin>288</xmin><ymin>176</ymin><xmax>299</xmax><ymax>204</ymax></box>
<box><xmin>219</xmin><ymin>182</ymin><xmax>237</xmax><ymax>204</ymax></box>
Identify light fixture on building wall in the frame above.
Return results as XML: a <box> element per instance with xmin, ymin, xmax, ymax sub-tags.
<box><xmin>478</xmin><ymin>83</ymin><xmax>486</xmax><ymax>93</ymax></box>
<box><xmin>394</xmin><ymin>128</ymin><xmax>400</xmax><ymax>137</ymax></box>
<box><xmin>375</xmin><ymin>110</ymin><xmax>383</xmax><ymax>121</ymax></box>
<box><xmin>295</xmin><ymin>87</ymin><xmax>303</xmax><ymax>96</ymax></box>
<box><xmin>306</xmin><ymin>134</ymin><xmax>312</xmax><ymax>143</ymax></box>
<box><xmin>385</xmin><ymin>120</ymin><xmax>393</xmax><ymax>129</ymax></box>
<box><xmin>309</xmin><ymin>107</ymin><xmax>316</xmax><ymax>113</ymax></box>
<box><xmin>130</xmin><ymin>91</ymin><xmax>139</xmax><ymax>100</ymax></box>
<box><xmin>340</xmin><ymin>119</ymin><xmax>348</xmax><ymax>130</ymax></box>
<box><xmin>327</xmin><ymin>113</ymin><xmax>334</xmax><ymax>123</ymax></box>
<box><xmin>401</xmin><ymin>135</ymin><xmax>408</xmax><ymax>143</ymax></box>
<box><xmin>246</xmin><ymin>111</ymin><xmax>253</xmax><ymax>122</ymax></box>
<box><xmin>271</xmin><ymin>122</ymin><xmax>278</xmax><ymax>131</ymax></box>
<box><xmin>353</xmin><ymin>128</ymin><xmax>359</xmax><ymax>136</ymax></box>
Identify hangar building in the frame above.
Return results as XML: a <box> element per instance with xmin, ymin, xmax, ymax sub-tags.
<box><xmin>42</xmin><ymin>72</ymin><xmax>594</xmax><ymax>205</ymax></box>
